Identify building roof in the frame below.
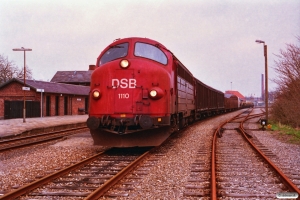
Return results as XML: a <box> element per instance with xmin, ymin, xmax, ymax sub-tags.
<box><xmin>225</xmin><ymin>90</ymin><xmax>245</xmax><ymax>100</ymax></box>
<box><xmin>0</xmin><ymin>78</ymin><xmax>90</xmax><ymax>96</ymax></box>
<box><xmin>50</xmin><ymin>71</ymin><xmax>92</xmax><ymax>84</ymax></box>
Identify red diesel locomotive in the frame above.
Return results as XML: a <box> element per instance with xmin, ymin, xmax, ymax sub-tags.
<box><xmin>87</xmin><ymin>37</ymin><xmax>226</xmax><ymax>147</ymax></box>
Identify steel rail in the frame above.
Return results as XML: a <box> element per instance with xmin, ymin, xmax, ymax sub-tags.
<box><xmin>0</xmin><ymin>126</ymin><xmax>87</xmax><ymax>144</ymax></box>
<box><xmin>239</xmin><ymin>116</ymin><xmax>300</xmax><ymax>195</ymax></box>
<box><xmin>0</xmin><ymin>151</ymin><xmax>106</xmax><ymax>200</ymax></box>
<box><xmin>85</xmin><ymin>150</ymin><xmax>151</xmax><ymax>199</ymax></box>
<box><xmin>211</xmin><ymin>109</ymin><xmax>251</xmax><ymax>200</ymax></box>
<box><xmin>0</xmin><ymin>127</ymin><xmax>88</xmax><ymax>152</ymax></box>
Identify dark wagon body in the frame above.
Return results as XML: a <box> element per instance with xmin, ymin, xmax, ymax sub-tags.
<box><xmin>195</xmin><ymin>79</ymin><xmax>225</xmax><ymax>118</ymax></box>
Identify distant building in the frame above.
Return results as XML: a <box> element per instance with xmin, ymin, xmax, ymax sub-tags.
<box><xmin>225</xmin><ymin>90</ymin><xmax>245</xmax><ymax>101</ymax></box>
<box><xmin>50</xmin><ymin>71</ymin><xmax>92</xmax><ymax>86</ymax></box>
<box><xmin>0</xmin><ymin>78</ymin><xmax>89</xmax><ymax>119</ymax></box>
<box><xmin>50</xmin><ymin>65</ymin><xmax>95</xmax><ymax>86</ymax></box>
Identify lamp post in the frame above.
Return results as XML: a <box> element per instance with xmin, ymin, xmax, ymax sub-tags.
<box><xmin>12</xmin><ymin>47</ymin><xmax>32</xmax><ymax>123</ymax></box>
<box><xmin>255</xmin><ymin>40</ymin><xmax>268</xmax><ymax>122</ymax></box>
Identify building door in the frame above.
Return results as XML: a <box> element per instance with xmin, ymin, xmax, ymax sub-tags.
<box><xmin>4</xmin><ymin>100</ymin><xmax>23</xmax><ymax>119</ymax></box>
<box><xmin>46</xmin><ymin>96</ymin><xmax>51</xmax><ymax>116</ymax></box>
<box><xmin>55</xmin><ymin>96</ymin><xmax>59</xmax><ymax>116</ymax></box>
<box><xmin>4</xmin><ymin>100</ymin><xmax>40</xmax><ymax>119</ymax></box>
<box><xmin>64</xmin><ymin>96</ymin><xmax>68</xmax><ymax>115</ymax></box>
<box><xmin>26</xmin><ymin>101</ymin><xmax>40</xmax><ymax>118</ymax></box>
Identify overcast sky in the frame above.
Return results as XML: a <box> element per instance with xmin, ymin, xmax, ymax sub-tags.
<box><xmin>1</xmin><ymin>0</ymin><xmax>299</xmax><ymax>97</ymax></box>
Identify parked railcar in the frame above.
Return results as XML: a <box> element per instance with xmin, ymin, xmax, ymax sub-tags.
<box><xmin>195</xmin><ymin>79</ymin><xmax>224</xmax><ymax>119</ymax></box>
<box><xmin>241</xmin><ymin>101</ymin><xmax>254</xmax><ymax>108</ymax></box>
<box><xmin>175</xmin><ymin>61</ymin><xmax>196</xmax><ymax>128</ymax></box>
<box><xmin>87</xmin><ymin>37</ymin><xmax>226</xmax><ymax>147</ymax></box>
<box><xmin>224</xmin><ymin>94</ymin><xmax>239</xmax><ymax>111</ymax></box>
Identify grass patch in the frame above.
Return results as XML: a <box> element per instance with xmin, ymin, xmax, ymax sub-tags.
<box><xmin>269</xmin><ymin>121</ymin><xmax>300</xmax><ymax>142</ymax></box>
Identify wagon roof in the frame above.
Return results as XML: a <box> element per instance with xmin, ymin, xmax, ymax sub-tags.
<box><xmin>0</xmin><ymin>78</ymin><xmax>89</xmax><ymax>96</ymax></box>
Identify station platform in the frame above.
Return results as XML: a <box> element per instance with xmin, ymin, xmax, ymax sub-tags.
<box><xmin>0</xmin><ymin>115</ymin><xmax>88</xmax><ymax>139</ymax></box>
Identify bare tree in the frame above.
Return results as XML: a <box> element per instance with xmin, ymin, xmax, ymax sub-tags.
<box><xmin>271</xmin><ymin>37</ymin><xmax>300</xmax><ymax>128</ymax></box>
<box><xmin>15</xmin><ymin>65</ymin><xmax>33</xmax><ymax>80</ymax></box>
<box><xmin>0</xmin><ymin>54</ymin><xmax>33</xmax><ymax>85</ymax></box>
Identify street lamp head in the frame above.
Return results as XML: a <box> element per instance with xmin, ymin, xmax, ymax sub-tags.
<box><xmin>13</xmin><ymin>47</ymin><xmax>32</xmax><ymax>51</ymax></box>
<box><xmin>255</xmin><ymin>40</ymin><xmax>265</xmax><ymax>44</ymax></box>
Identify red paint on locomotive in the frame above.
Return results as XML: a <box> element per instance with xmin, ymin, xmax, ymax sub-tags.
<box><xmin>87</xmin><ymin>37</ymin><xmax>240</xmax><ymax>147</ymax></box>
<box><xmin>87</xmin><ymin>38</ymin><xmax>177</xmax><ymax>146</ymax></box>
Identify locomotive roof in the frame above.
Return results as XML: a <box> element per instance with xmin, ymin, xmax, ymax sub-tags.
<box><xmin>111</xmin><ymin>37</ymin><xmax>168</xmax><ymax>48</ymax></box>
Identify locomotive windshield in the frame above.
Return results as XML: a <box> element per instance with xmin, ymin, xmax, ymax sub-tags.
<box><xmin>99</xmin><ymin>43</ymin><xmax>129</xmax><ymax>66</ymax></box>
<box><xmin>134</xmin><ymin>42</ymin><xmax>167</xmax><ymax>65</ymax></box>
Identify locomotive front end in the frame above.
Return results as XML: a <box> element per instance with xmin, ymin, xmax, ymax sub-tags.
<box><xmin>87</xmin><ymin>38</ymin><xmax>174</xmax><ymax>147</ymax></box>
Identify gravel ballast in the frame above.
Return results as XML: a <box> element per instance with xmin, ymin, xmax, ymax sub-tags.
<box><xmin>1</xmin><ymin>109</ymin><xmax>299</xmax><ymax>199</ymax></box>
<box><xmin>0</xmin><ymin>132</ymin><xmax>104</xmax><ymax>194</ymax></box>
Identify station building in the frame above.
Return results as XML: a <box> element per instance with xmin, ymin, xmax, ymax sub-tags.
<box><xmin>50</xmin><ymin>70</ymin><xmax>93</xmax><ymax>86</ymax></box>
<box><xmin>0</xmin><ymin>78</ymin><xmax>90</xmax><ymax>119</ymax></box>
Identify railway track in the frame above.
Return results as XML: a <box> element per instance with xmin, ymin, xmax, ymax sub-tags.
<box><xmin>0</xmin><ymin>126</ymin><xmax>88</xmax><ymax>152</ymax></box>
<box><xmin>1</xmin><ymin>110</ymin><xmax>299</xmax><ymax>199</ymax></box>
<box><xmin>211</xmin><ymin>109</ymin><xmax>300</xmax><ymax>199</ymax></box>
<box><xmin>0</xmin><ymin>147</ymin><xmax>152</xmax><ymax>199</ymax></box>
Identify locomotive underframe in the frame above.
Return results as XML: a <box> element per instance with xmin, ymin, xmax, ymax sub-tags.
<box><xmin>87</xmin><ymin>115</ymin><xmax>176</xmax><ymax>147</ymax></box>
<box><xmin>90</xmin><ymin>125</ymin><xmax>174</xmax><ymax>147</ymax></box>
<box><xmin>87</xmin><ymin>115</ymin><xmax>171</xmax><ymax>134</ymax></box>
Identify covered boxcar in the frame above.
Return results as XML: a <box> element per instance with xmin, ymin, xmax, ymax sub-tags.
<box><xmin>224</xmin><ymin>93</ymin><xmax>239</xmax><ymax>111</ymax></box>
<box><xmin>195</xmin><ymin>79</ymin><xmax>224</xmax><ymax>119</ymax></box>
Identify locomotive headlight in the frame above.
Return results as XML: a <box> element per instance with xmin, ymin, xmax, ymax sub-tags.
<box><xmin>149</xmin><ymin>87</ymin><xmax>164</xmax><ymax>100</ymax></box>
<box><xmin>92</xmin><ymin>90</ymin><xmax>101</xmax><ymax>100</ymax></box>
<box><xmin>120</xmin><ymin>59</ymin><xmax>130</xmax><ymax>69</ymax></box>
<box><xmin>150</xmin><ymin>90</ymin><xmax>157</xmax><ymax>97</ymax></box>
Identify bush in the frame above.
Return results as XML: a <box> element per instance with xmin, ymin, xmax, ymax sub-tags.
<box><xmin>271</xmin><ymin>37</ymin><xmax>300</xmax><ymax>128</ymax></box>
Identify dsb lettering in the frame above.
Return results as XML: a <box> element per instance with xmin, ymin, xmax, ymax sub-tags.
<box><xmin>112</xmin><ymin>78</ymin><xmax>136</xmax><ymax>88</ymax></box>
